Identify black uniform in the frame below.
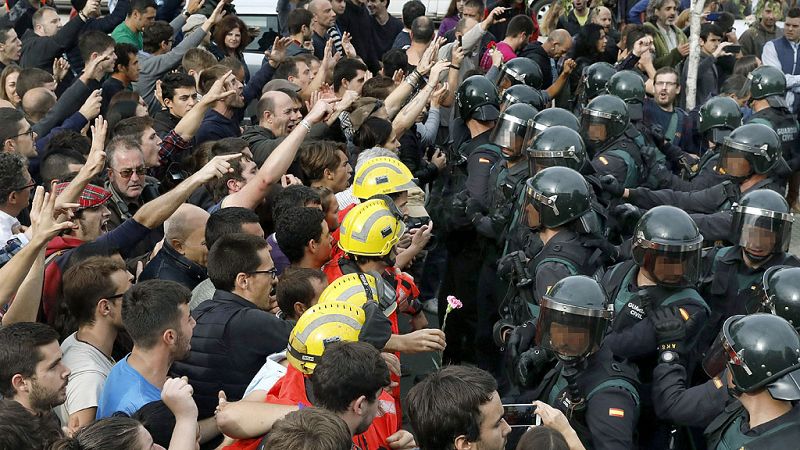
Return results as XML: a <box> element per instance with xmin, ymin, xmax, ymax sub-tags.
<box><xmin>747</xmin><ymin>107</ymin><xmax>800</xmax><ymax>171</ymax></box>
<box><xmin>651</xmin><ymin>362</ymin><xmax>728</xmax><ymax>428</ymax></box>
<box><xmin>526</xmin><ymin>230</ymin><xmax>604</xmax><ymax>303</ymax></box>
<box><xmin>591</xmin><ymin>128</ymin><xmax>646</xmax><ymax>188</ymax></box>
<box><xmin>706</xmin><ymin>402</ymin><xmax>800</xmax><ymax>449</ymax></box>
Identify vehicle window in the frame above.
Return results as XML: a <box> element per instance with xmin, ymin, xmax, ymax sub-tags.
<box><xmin>239</xmin><ymin>15</ymin><xmax>280</xmax><ymax>53</ymax></box>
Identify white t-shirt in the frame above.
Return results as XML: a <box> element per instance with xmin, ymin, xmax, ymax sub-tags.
<box><xmin>243</xmin><ymin>351</ymin><xmax>288</xmax><ymax>398</ymax></box>
<box><xmin>55</xmin><ymin>333</ymin><xmax>115</xmax><ymax>425</ymax></box>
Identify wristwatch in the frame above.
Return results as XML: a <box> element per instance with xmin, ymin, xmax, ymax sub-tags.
<box><xmin>659</xmin><ymin>351</ymin><xmax>679</xmax><ymax>364</ymax></box>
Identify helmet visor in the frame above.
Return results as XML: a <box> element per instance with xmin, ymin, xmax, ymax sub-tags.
<box><xmin>580</xmin><ymin>114</ymin><xmax>610</xmax><ymax>145</ymax></box>
<box><xmin>520</xmin><ymin>183</ymin><xmax>556</xmax><ymax>228</ymax></box>
<box><xmin>491</xmin><ymin>114</ymin><xmax>530</xmax><ymax>155</ymax></box>
<box><xmin>733</xmin><ymin>206</ymin><xmax>793</xmax><ymax>255</ymax></box>
<box><xmin>703</xmin><ymin>317</ymin><xmax>752</xmax><ymax>379</ymax></box>
<box><xmin>719</xmin><ymin>146</ymin><xmax>753</xmax><ymax>178</ymax></box>
<box><xmin>535</xmin><ymin>297</ymin><xmax>611</xmax><ymax>359</ymax></box>
<box><xmin>632</xmin><ymin>244</ymin><xmax>702</xmax><ymax>287</ymax></box>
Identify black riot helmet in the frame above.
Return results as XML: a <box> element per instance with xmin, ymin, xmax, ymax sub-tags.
<box><xmin>580</xmin><ymin>94</ymin><xmax>629</xmax><ymax>149</ymax></box>
<box><xmin>536</xmin><ymin>275</ymin><xmax>613</xmax><ymax>361</ymax></box>
<box><xmin>703</xmin><ymin>314</ymin><xmax>800</xmax><ymax>400</ymax></box>
<box><xmin>748</xmin><ymin>65</ymin><xmax>787</xmax><ymax>100</ymax></box>
<box><xmin>500</xmin><ymin>84</ymin><xmax>548</xmax><ymax>111</ymax></box>
<box><xmin>456</xmin><ymin>75</ymin><xmax>501</xmax><ymax>122</ymax></box>
<box><xmin>522</xmin><ymin>166</ymin><xmax>592</xmax><ymax>229</ymax></box>
<box><xmin>698</xmin><ymin>96</ymin><xmax>742</xmax><ymax>146</ymax></box>
<box><xmin>607</xmin><ymin>70</ymin><xmax>645</xmax><ymax>120</ymax></box>
<box><xmin>718</xmin><ymin>123</ymin><xmax>781</xmax><ymax>178</ymax></box>
<box><xmin>582</xmin><ymin>62</ymin><xmax>616</xmax><ymax>100</ymax></box>
<box><xmin>732</xmin><ymin>189</ymin><xmax>794</xmax><ymax>263</ymax></box>
<box><xmin>532</xmin><ymin>107</ymin><xmax>581</xmax><ymax>136</ymax></box>
<box><xmin>526</xmin><ymin>125</ymin><xmax>587</xmax><ymax>173</ymax></box>
<box><xmin>762</xmin><ymin>266</ymin><xmax>800</xmax><ymax>330</ymax></box>
<box><xmin>498</xmin><ymin>57</ymin><xmax>544</xmax><ymax>90</ymax></box>
<box><xmin>632</xmin><ymin>205</ymin><xmax>704</xmax><ymax>288</ymax></box>
<box><xmin>490</xmin><ymin>103</ymin><xmax>538</xmax><ymax>160</ymax></box>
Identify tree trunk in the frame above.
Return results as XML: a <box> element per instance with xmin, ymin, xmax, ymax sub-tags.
<box><xmin>685</xmin><ymin>0</ymin><xmax>705</xmax><ymax>110</ymax></box>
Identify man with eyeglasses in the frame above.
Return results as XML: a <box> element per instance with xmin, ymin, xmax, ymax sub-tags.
<box><xmin>104</xmin><ymin>136</ymin><xmax>161</xmax><ymax>233</ymax></box>
<box><xmin>644</xmin><ymin>67</ymin><xmax>691</xmax><ymax>151</ymax></box>
<box><xmin>57</xmin><ymin>256</ymin><xmax>132</xmax><ymax>429</ymax></box>
<box><xmin>0</xmin><ymin>107</ymin><xmax>37</xmax><ymax>158</ymax></box>
<box><xmin>172</xmin><ymin>233</ymin><xmax>293</xmax><ymax>422</ymax></box>
<box><xmin>0</xmin><ymin>152</ymin><xmax>35</xmax><ymax>265</ymax></box>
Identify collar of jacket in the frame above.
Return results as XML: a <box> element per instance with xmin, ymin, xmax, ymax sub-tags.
<box><xmin>160</xmin><ymin>242</ymin><xmax>207</xmax><ymax>280</ymax></box>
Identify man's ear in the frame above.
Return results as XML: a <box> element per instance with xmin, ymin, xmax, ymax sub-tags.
<box><xmin>351</xmin><ymin>395</ymin><xmax>367</xmax><ymax>416</ymax></box>
<box><xmin>226</xmin><ymin>177</ymin><xmax>241</xmax><ymax>193</ymax></box>
<box><xmin>163</xmin><ymin>328</ymin><xmax>177</xmax><ymax>346</ymax></box>
<box><xmin>171</xmin><ymin>238</ymin><xmax>185</xmax><ymax>254</ymax></box>
<box><xmin>235</xmin><ymin>272</ymin><xmax>249</xmax><ymax>291</ymax></box>
<box><xmin>96</xmin><ymin>298</ymin><xmax>113</xmax><ymax>318</ymax></box>
<box><xmin>3</xmin><ymin>138</ymin><xmax>15</xmax><ymax>152</ymax></box>
<box><xmin>323</xmin><ymin>167</ymin><xmax>334</xmax><ymax>180</ymax></box>
<box><xmin>454</xmin><ymin>435</ymin><xmax>472</xmax><ymax>450</ymax></box>
<box><xmin>10</xmin><ymin>374</ymin><xmax>28</xmax><ymax>395</ymax></box>
<box><xmin>293</xmin><ymin>302</ymin><xmax>307</xmax><ymax>318</ymax></box>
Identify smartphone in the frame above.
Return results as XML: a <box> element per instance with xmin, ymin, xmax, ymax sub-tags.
<box><xmin>706</xmin><ymin>12</ymin><xmax>722</xmax><ymax>21</ymax></box>
<box><xmin>457</xmin><ymin>35</ymin><xmax>463</xmax><ymax>47</ymax></box>
<box><xmin>503</xmin><ymin>404</ymin><xmax>541</xmax><ymax>428</ymax></box>
<box><xmin>725</xmin><ymin>44</ymin><xmax>742</xmax><ymax>54</ymax></box>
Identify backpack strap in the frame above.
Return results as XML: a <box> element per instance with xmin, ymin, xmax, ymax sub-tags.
<box><xmin>606</xmin><ymin>149</ymin><xmax>639</xmax><ymax>187</ymax></box>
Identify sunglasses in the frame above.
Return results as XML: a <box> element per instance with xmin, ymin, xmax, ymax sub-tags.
<box><xmin>113</xmin><ymin>167</ymin><xmax>147</xmax><ymax>179</ymax></box>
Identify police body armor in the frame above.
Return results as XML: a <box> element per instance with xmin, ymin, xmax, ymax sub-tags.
<box><xmin>705</xmin><ymin>402</ymin><xmax>800</xmax><ymax>450</ymax></box>
<box><xmin>594</xmin><ymin>130</ymin><xmax>645</xmax><ymax>188</ymax></box>
<box><xmin>748</xmin><ymin>107</ymin><xmax>799</xmax><ymax>163</ymax></box>
<box><xmin>528</xmin><ymin>230</ymin><xmax>603</xmax><ymax>282</ymax></box>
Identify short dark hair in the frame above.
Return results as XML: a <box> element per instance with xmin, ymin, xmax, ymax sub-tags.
<box><xmin>516</xmin><ymin>426</ymin><xmax>570</xmax><ymax>450</ymax></box>
<box><xmin>463</xmin><ymin>0</ymin><xmax>484</xmax><ymax>10</ymax></box>
<box><xmin>700</xmin><ymin>23</ymin><xmax>723</xmax><ymax>40</ymax></box>
<box><xmin>354</xmin><ymin>116</ymin><xmax>393</xmax><ymax>149</ymax></box>
<box><xmin>362</xmin><ymin>75</ymin><xmax>395</xmax><ymax>99</ymax></box>
<box><xmin>122</xmin><ymin>280</ymin><xmax>190</xmax><ymax>349</ymax></box>
<box><xmin>44</xmin><ymin>130</ymin><xmax>91</xmax><ymax>156</ymax></box>
<box><xmin>50</xmin><ymin>416</ymin><xmax>144</xmax><ymax>450</ymax></box>
<box><xmin>263</xmin><ymin>408</ymin><xmax>352</xmax><ymax>450</ymax></box>
<box><xmin>788</xmin><ymin>6</ymin><xmax>800</xmax><ymax>18</ymax></box>
<box><xmin>40</xmin><ymin>147</ymin><xmax>85</xmax><ymax>186</ymax></box>
<box><xmin>654</xmin><ymin>66</ymin><xmax>680</xmax><ymax>85</ymax></box>
<box><xmin>276</xmin><ymin>207</ymin><xmax>326</xmax><ymax>264</ymax></box>
<box><xmin>198</xmin><ymin>64</ymin><xmax>230</xmax><ymax>95</ymax></box>
<box><xmin>0</xmin><ymin>152</ymin><xmax>27</xmax><ymax>206</ymax></box>
<box><xmin>182</xmin><ymin>48</ymin><xmax>217</xmax><ymax>74</ymax></box>
<box><xmin>272</xmin><ymin>185</ymin><xmax>322</xmax><ymax>222</ymax></box>
<box><xmin>114</xmin><ymin>43</ymin><xmax>139</xmax><ymax>73</ymax></box>
<box><xmin>209</xmin><ymin>137</ymin><xmax>251</xmax><ymax>200</ymax></box>
<box><xmin>310</xmin><ymin>341</ymin><xmax>391</xmax><ymax>412</ymax></box>
<box><xmin>733</xmin><ymin>55</ymin><xmax>760</xmax><ymax>76</ymax></box>
<box><xmin>206</xmin><ymin>207</ymin><xmax>261</xmax><ymax>248</ymax></box>
<box><xmin>721</xmin><ymin>74</ymin><xmax>749</xmax><ymax>97</ymax></box>
<box><xmin>411</xmin><ymin>16</ymin><xmax>434</xmax><ymax>44</ymax></box>
<box><xmin>160</xmin><ymin>72</ymin><xmax>196</xmax><ymax>102</ymax></box>
<box><xmin>63</xmin><ymin>256</ymin><xmax>128</xmax><ymax>327</ymax></box>
<box><xmin>78</xmin><ymin>30</ymin><xmax>115</xmax><ymax>62</ymax></box>
<box><xmin>382</xmin><ymin>48</ymin><xmax>408</xmax><ymax>78</ymax></box>
<box><xmin>16</xmin><ymin>67</ymin><xmax>54</xmax><ymax>100</ymax></box>
<box><xmin>0</xmin><ymin>26</ymin><xmax>14</xmax><ymax>45</ymax></box>
<box><xmin>130</xmin><ymin>0</ymin><xmax>157</xmax><ymax>14</ymax></box>
<box><xmin>623</xmin><ymin>24</ymin><xmax>653</xmax><ymax>53</ymax></box>
<box><xmin>288</xmin><ymin>7</ymin><xmax>313</xmax><ymax>35</ymax></box>
<box><xmin>0</xmin><ymin>107</ymin><xmax>25</xmax><ymax>144</ymax></box>
<box><xmin>143</xmin><ymin>20</ymin><xmax>173</xmax><ymax>53</ymax></box>
<box><xmin>0</xmin><ymin>322</ymin><xmax>60</xmax><ymax>398</ymax></box>
<box><xmin>507</xmin><ymin>14</ymin><xmax>534</xmax><ymax>37</ymax></box>
<box><xmin>212</xmin><ymin>15</ymin><xmax>251</xmax><ymax>53</ymax></box>
<box><xmin>333</xmin><ymin>58</ymin><xmax>367</xmax><ymax>92</ymax></box>
<box><xmin>0</xmin><ymin>399</ymin><xmax>62</xmax><ymax>449</ymax></box>
<box><xmin>113</xmin><ymin>116</ymin><xmax>154</xmax><ymax>142</ymax></box>
<box><xmin>277</xmin><ymin>268</ymin><xmax>327</xmax><ymax>319</ymax></box>
<box><xmin>207</xmin><ymin>233</ymin><xmax>270</xmax><ymax>292</ymax></box>
<box><xmin>407</xmin><ymin>365</ymin><xmax>498</xmax><ymax>450</ymax></box>
<box><xmin>274</xmin><ymin>57</ymin><xmax>302</xmax><ymax>80</ymax></box>
<box><xmin>402</xmin><ymin>0</ymin><xmax>426</xmax><ymax>28</ymax></box>
<box><xmin>299</xmin><ymin>140</ymin><xmax>344</xmax><ymax>184</ymax></box>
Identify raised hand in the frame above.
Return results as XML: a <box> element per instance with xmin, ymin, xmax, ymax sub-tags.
<box><xmin>31</xmin><ymin>185</ymin><xmax>76</xmax><ymax>243</ymax></box>
<box><xmin>192</xmin><ymin>153</ymin><xmax>241</xmax><ymax>183</ymax></box>
<box><xmin>185</xmin><ymin>0</ymin><xmax>204</xmax><ymax>15</ymax></box>
<box><xmin>78</xmin><ymin>89</ymin><xmax>102</xmax><ymax>121</ymax></box>
<box><xmin>201</xmin><ymin>70</ymin><xmax>237</xmax><ymax>104</ymax></box>
<box><xmin>161</xmin><ymin>377</ymin><xmax>199</xmax><ymax>420</ymax></box>
<box><xmin>267</xmin><ymin>37</ymin><xmax>293</xmax><ymax>67</ymax></box>
<box><xmin>305</xmin><ymin>98</ymin><xmax>337</xmax><ymax>124</ymax></box>
<box><xmin>86</xmin><ymin>116</ymin><xmax>108</xmax><ymax>175</ymax></box>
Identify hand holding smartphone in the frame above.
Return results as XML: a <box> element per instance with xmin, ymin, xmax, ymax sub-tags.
<box><xmin>503</xmin><ymin>404</ymin><xmax>542</xmax><ymax>428</ymax></box>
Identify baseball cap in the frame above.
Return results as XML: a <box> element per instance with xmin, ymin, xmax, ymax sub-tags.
<box><xmin>53</xmin><ymin>182</ymin><xmax>111</xmax><ymax>210</ymax></box>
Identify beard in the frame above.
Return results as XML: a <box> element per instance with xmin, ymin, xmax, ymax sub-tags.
<box><xmin>174</xmin><ymin>329</ymin><xmax>192</xmax><ymax>361</ymax></box>
<box><xmin>29</xmin><ymin>379</ymin><xmax>66</xmax><ymax>411</ymax></box>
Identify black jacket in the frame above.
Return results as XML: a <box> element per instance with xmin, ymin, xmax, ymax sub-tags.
<box><xmin>171</xmin><ymin>289</ymin><xmax>293</xmax><ymax>418</ymax></box>
<box><xmin>138</xmin><ymin>242</ymin><xmax>207</xmax><ymax>290</ymax></box>
<box><xmin>153</xmin><ymin>109</ymin><xmax>181</xmax><ymax>138</ymax></box>
<box><xmin>519</xmin><ymin>42</ymin><xmax>555</xmax><ymax>89</ymax></box>
<box><xmin>20</xmin><ymin>16</ymin><xmax>85</xmax><ymax>71</ymax></box>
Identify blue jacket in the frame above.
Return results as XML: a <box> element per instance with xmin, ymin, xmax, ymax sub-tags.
<box><xmin>138</xmin><ymin>242</ymin><xmax>207</xmax><ymax>290</ymax></box>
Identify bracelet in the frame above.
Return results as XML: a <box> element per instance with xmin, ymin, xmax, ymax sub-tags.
<box><xmin>299</xmin><ymin>119</ymin><xmax>311</xmax><ymax>132</ymax></box>
<box><xmin>449</xmin><ymin>64</ymin><xmax>460</xmax><ymax>69</ymax></box>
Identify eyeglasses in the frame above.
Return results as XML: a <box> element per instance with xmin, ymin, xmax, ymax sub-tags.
<box><xmin>10</xmin><ymin>127</ymin><xmax>33</xmax><ymax>139</ymax></box>
<box><xmin>113</xmin><ymin>167</ymin><xmax>147</xmax><ymax>179</ymax></box>
<box><xmin>13</xmin><ymin>180</ymin><xmax>36</xmax><ymax>191</ymax></box>
<box><xmin>106</xmin><ymin>292</ymin><xmax>126</xmax><ymax>300</ymax></box>
<box><xmin>654</xmin><ymin>81</ymin><xmax>678</xmax><ymax>88</ymax></box>
<box><xmin>248</xmin><ymin>268</ymin><xmax>278</xmax><ymax>279</ymax></box>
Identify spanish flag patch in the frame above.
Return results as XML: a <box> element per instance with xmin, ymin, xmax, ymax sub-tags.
<box><xmin>609</xmin><ymin>408</ymin><xmax>625</xmax><ymax>418</ymax></box>
<box><xmin>713</xmin><ymin>377</ymin><xmax>724</xmax><ymax>389</ymax></box>
<box><xmin>599</xmin><ymin>156</ymin><xmax>609</xmax><ymax>165</ymax></box>
<box><xmin>479</xmin><ymin>157</ymin><xmax>491</xmax><ymax>164</ymax></box>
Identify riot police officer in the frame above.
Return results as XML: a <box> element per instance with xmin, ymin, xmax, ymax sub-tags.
<box><xmin>762</xmin><ymin>265</ymin><xmax>800</xmax><ymax>328</ymax></box>
<box><xmin>531</xmin><ymin>107</ymin><xmax>581</xmax><ymax>136</ymax></box>
<box><xmin>745</xmin><ymin>65</ymin><xmax>800</xmax><ymax>172</ymax></box>
<box><xmin>573</xmin><ymin>61</ymin><xmax>616</xmax><ymax>115</ymax></box>
<box><xmin>516</xmin><ymin>275</ymin><xmax>640</xmax><ymax>450</ymax></box>
<box><xmin>583</xmin><ymin>94</ymin><xmax>645</xmax><ymax>187</ymax></box>
<box><xmin>608</xmin><ymin>123</ymin><xmax>787</xmax><ymax>242</ymax></box>
<box><xmin>436</xmin><ymin>74</ymin><xmax>502</xmax><ymax>365</ymax></box>
<box><xmin>703</xmin><ymin>314</ymin><xmax>800</xmax><ymax>449</ymax></box>
<box><xmin>497</xmin><ymin>57</ymin><xmax>544</xmax><ymax>92</ymax></box>
<box><xmin>607</xmin><ymin>70</ymin><xmax>647</xmax><ymax>125</ymax></box>
<box><xmin>601</xmin><ymin>205</ymin><xmax>710</xmax><ymax>448</ymax></box>
<box><xmin>698</xmin><ymin>189</ymin><xmax>800</xmax><ymax>350</ymax></box>
<box><xmin>500</xmin><ymin>84</ymin><xmax>548</xmax><ymax>112</ymax></box>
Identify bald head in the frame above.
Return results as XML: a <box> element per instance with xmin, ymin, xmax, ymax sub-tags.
<box><xmin>22</xmin><ymin>87</ymin><xmax>56</xmax><ymax>123</ymax></box>
<box><xmin>308</xmin><ymin>0</ymin><xmax>336</xmax><ymax>28</ymax></box>
<box><xmin>592</xmin><ymin>6</ymin><xmax>613</xmax><ymax>31</ymax></box>
<box><xmin>546</xmin><ymin>29</ymin><xmax>572</xmax><ymax>59</ymax></box>
<box><xmin>257</xmin><ymin>90</ymin><xmax>299</xmax><ymax>135</ymax></box>
<box><xmin>411</xmin><ymin>16</ymin><xmax>434</xmax><ymax>44</ymax></box>
<box><xmin>165</xmin><ymin>204</ymin><xmax>210</xmax><ymax>242</ymax></box>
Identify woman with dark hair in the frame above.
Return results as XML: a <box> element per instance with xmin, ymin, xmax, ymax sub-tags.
<box><xmin>211</xmin><ymin>15</ymin><xmax>253</xmax><ymax>83</ymax></box>
<box><xmin>569</xmin><ymin>23</ymin><xmax>608</xmax><ymax>93</ymax></box>
<box><xmin>353</xmin><ymin>116</ymin><xmax>399</xmax><ymax>155</ymax></box>
<box><xmin>49</xmin><ymin>417</ymin><xmax>147</xmax><ymax>450</ymax></box>
<box><xmin>0</xmin><ymin>64</ymin><xmax>20</xmax><ymax>106</ymax></box>
<box><xmin>438</xmin><ymin>0</ymin><xmax>464</xmax><ymax>36</ymax></box>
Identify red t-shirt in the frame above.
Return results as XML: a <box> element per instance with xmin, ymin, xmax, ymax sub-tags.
<box><xmin>224</xmin><ymin>366</ymin><xmax>399</xmax><ymax>450</ymax></box>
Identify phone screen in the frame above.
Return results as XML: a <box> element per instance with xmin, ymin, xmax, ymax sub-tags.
<box><xmin>503</xmin><ymin>404</ymin><xmax>540</xmax><ymax>428</ymax></box>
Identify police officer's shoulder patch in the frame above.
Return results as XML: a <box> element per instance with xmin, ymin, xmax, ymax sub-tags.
<box><xmin>608</xmin><ymin>408</ymin><xmax>625</xmax><ymax>418</ymax></box>
<box><xmin>479</xmin><ymin>157</ymin><xmax>491</xmax><ymax>164</ymax></box>
<box><xmin>599</xmin><ymin>156</ymin><xmax>609</xmax><ymax>165</ymax></box>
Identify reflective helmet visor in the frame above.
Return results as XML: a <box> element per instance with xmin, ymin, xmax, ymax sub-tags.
<box><xmin>632</xmin><ymin>242</ymin><xmax>702</xmax><ymax>287</ymax></box>
<box><xmin>535</xmin><ymin>297</ymin><xmax>611</xmax><ymax>359</ymax></box>
<box><xmin>733</xmin><ymin>206</ymin><xmax>793</xmax><ymax>255</ymax></box>
<box><xmin>491</xmin><ymin>114</ymin><xmax>530</xmax><ymax>156</ymax></box>
<box><xmin>580</xmin><ymin>113</ymin><xmax>610</xmax><ymax>146</ymax></box>
<box><xmin>703</xmin><ymin>320</ymin><xmax>752</xmax><ymax>379</ymax></box>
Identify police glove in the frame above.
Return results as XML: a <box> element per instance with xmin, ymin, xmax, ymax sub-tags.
<box><xmin>600</xmin><ymin>175</ymin><xmax>624</xmax><ymax>198</ymax></box>
<box><xmin>465</xmin><ymin>197</ymin><xmax>485</xmax><ymax>220</ymax></box>
<box><xmin>610</xmin><ymin>203</ymin><xmax>642</xmax><ymax>237</ymax></box>
<box><xmin>651</xmin><ymin>306</ymin><xmax>688</xmax><ymax>358</ymax></box>
<box><xmin>516</xmin><ymin>346</ymin><xmax>554</xmax><ymax>388</ymax></box>
<box><xmin>507</xmin><ymin>321</ymin><xmax>536</xmax><ymax>364</ymax></box>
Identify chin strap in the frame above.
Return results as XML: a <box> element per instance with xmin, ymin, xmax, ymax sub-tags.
<box><xmin>557</xmin><ymin>358</ymin><xmax>587</xmax><ymax>420</ymax></box>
